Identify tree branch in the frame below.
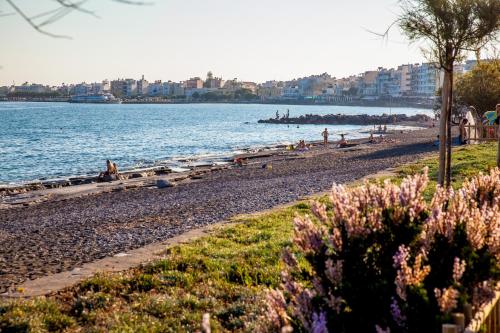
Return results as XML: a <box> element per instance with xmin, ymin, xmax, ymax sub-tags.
<box><xmin>5</xmin><ymin>0</ymin><xmax>153</xmax><ymax>39</ymax></box>
<box><xmin>6</xmin><ymin>0</ymin><xmax>72</xmax><ymax>39</ymax></box>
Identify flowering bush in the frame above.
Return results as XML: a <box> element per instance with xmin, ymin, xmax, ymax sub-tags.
<box><xmin>268</xmin><ymin>168</ymin><xmax>500</xmax><ymax>333</ymax></box>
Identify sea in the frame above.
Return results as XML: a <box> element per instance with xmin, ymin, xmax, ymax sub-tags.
<box><xmin>0</xmin><ymin>102</ymin><xmax>433</xmax><ymax>185</ymax></box>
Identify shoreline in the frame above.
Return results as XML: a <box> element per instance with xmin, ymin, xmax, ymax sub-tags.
<box><xmin>0</xmin><ymin>125</ymin><xmax>427</xmax><ymax>197</ymax></box>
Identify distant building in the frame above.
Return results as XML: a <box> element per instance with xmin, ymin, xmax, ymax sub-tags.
<box><xmin>163</xmin><ymin>81</ymin><xmax>185</xmax><ymax>97</ymax></box>
<box><xmin>185</xmin><ymin>77</ymin><xmax>203</xmax><ymax>89</ymax></box>
<box><xmin>258</xmin><ymin>85</ymin><xmax>283</xmax><ymax>99</ymax></box>
<box><xmin>101</xmin><ymin>80</ymin><xmax>111</xmax><ymax>92</ymax></box>
<box><xmin>13</xmin><ymin>83</ymin><xmax>50</xmax><ymax>94</ymax></box>
<box><xmin>375</xmin><ymin>67</ymin><xmax>403</xmax><ymax>98</ymax></box>
<box><xmin>204</xmin><ymin>71</ymin><xmax>225</xmax><ymax>89</ymax></box>
<box><xmin>410</xmin><ymin>63</ymin><xmax>441</xmax><ymax>97</ymax></box>
<box><xmin>110</xmin><ymin>79</ymin><xmax>137</xmax><ymax>98</ymax></box>
<box><xmin>399</xmin><ymin>65</ymin><xmax>413</xmax><ymax>96</ymax></box>
<box><xmin>359</xmin><ymin>71</ymin><xmax>378</xmax><ymax>97</ymax></box>
<box><xmin>0</xmin><ymin>86</ymin><xmax>9</xmax><ymax>96</ymax></box>
<box><xmin>282</xmin><ymin>85</ymin><xmax>301</xmax><ymax>99</ymax></box>
<box><xmin>240</xmin><ymin>81</ymin><xmax>257</xmax><ymax>93</ymax></box>
<box><xmin>222</xmin><ymin>78</ymin><xmax>239</xmax><ymax>92</ymax></box>
<box><xmin>147</xmin><ymin>80</ymin><xmax>163</xmax><ymax>97</ymax></box>
<box><xmin>73</xmin><ymin>83</ymin><xmax>92</xmax><ymax>95</ymax></box>
<box><xmin>136</xmin><ymin>75</ymin><xmax>149</xmax><ymax>96</ymax></box>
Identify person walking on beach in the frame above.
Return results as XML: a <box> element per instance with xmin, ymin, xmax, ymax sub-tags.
<box><xmin>322</xmin><ymin>128</ymin><xmax>329</xmax><ymax>146</ymax></box>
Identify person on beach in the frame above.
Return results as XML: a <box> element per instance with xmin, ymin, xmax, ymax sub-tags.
<box><xmin>297</xmin><ymin>140</ymin><xmax>308</xmax><ymax>150</ymax></box>
<box><xmin>383</xmin><ymin>124</ymin><xmax>387</xmax><ymax>133</ymax></box>
<box><xmin>105</xmin><ymin>160</ymin><xmax>117</xmax><ymax>175</ymax></box>
<box><xmin>459</xmin><ymin>118</ymin><xmax>468</xmax><ymax>145</ymax></box>
<box><xmin>234</xmin><ymin>157</ymin><xmax>244</xmax><ymax>167</ymax></box>
<box><xmin>338</xmin><ymin>134</ymin><xmax>348</xmax><ymax>148</ymax></box>
<box><xmin>98</xmin><ymin>160</ymin><xmax>118</xmax><ymax>179</ymax></box>
<box><xmin>322</xmin><ymin>128</ymin><xmax>329</xmax><ymax>146</ymax></box>
<box><xmin>368</xmin><ymin>132</ymin><xmax>376</xmax><ymax>143</ymax></box>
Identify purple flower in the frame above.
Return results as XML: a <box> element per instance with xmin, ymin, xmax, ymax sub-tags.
<box><xmin>311</xmin><ymin>312</ymin><xmax>328</xmax><ymax>333</ymax></box>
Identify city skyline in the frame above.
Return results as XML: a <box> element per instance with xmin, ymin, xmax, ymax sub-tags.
<box><xmin>0</xmin><ymin>0</ymin><xmax>439</xmax><ymax>86</ymax></box>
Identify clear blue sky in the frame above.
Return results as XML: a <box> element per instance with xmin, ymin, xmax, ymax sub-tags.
<box><xmin>0</xmin><ymin>0</ymin><xmax>431</xmax><ymax>86</ymax></box>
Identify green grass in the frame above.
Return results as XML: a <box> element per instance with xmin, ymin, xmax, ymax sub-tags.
<box><xmin>0</xmin><ymin>206</ymin><xmax>306</xmax><ymax>332</ymax></box>
<box><xmin>382</xmin><ymin>143</ymin><xmax>497</xmax><ymax>200</ymax></box>
<box><xmin>0</xmin><ymin>143</ymin><xmax>497</xmax><ymax>332</ymax></box>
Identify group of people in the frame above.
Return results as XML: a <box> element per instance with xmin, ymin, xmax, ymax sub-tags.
<box><xmin>374</xmin><ymin>124</ymin><xmax>388</xmax><ymax>133</ymax></box>
<box><xmin>441</xmin><ymin>103</ymin><xmax>500</xmax><ymax>146</ymax></box>
<box><xmin>321</xmin><ymin>128</ymin><xmax>348</xmax><ymax>148</ymax></box>
<box><xmin>276</xmin><ymin>109</ymin><xmax>290</xmax><ymax>120</ymax></box>
<box><xmin>368</xmin><ymin>132</ymin><xmax>383</xmax><ymax>143</ymax></box>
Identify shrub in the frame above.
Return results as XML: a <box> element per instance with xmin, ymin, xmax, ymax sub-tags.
<box><xmin>268</xmin><ymin>168</ymin><xmax>500</xmax><ymax>333</ymax></box>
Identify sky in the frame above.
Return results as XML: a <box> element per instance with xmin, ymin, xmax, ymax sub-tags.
<box><xmin>0</xmin><ymin>0</ymin><xmax>433</xmax><ymax>86</ymax></box>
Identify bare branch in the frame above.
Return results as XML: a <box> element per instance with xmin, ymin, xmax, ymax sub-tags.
<box><xmin>6</xmin><ymin>0</ymin><xmax>72</xmax><ymax>39</ymax></box>
<box><xmin>6</xmin><ymin>0</ymin><xmax>154</xmax><ymax>39</ymax></box>
<box><xmin>53</xmin><ymin>0</ymin><xmax>99</xmax><ymax>18</ymax></box>
<box><xmin>112</xmin><ymin>0</ymin><xmax>153</xmax><ymax>5</ymax></box>
<box><xmin>0</xmin><ymin>10</ymin><xmax>15</xmax><ymax>17</ymax></box>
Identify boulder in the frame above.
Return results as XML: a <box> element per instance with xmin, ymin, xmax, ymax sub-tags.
<box><xmin>130</xmin><ymin>173</ymin><xmax>145</xmax><ymax>179</ymax></box>
<box><xmin>156</xmin><ymin>179</ymin><xmax>173</xmax><ymax>188</ymax></box>
<box><xmin>102</xmin><ymin>174</ymin><xmax>118</xmax><ymax>182</ymax></box>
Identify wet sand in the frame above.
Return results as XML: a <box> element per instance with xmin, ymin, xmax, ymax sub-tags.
<box><xmin>0</xmin><ymin>128</ymin><xmax>439</xmax><ymax>294</ymax></box>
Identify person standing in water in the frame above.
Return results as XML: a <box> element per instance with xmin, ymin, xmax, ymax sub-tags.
<box><xmin>322</xmin><ymin>128</ymin><xmax>329</xmax><ymax>146</ymax></box>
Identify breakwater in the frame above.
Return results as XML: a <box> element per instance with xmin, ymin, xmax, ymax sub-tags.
<box><xmin>258</xmin><ymin>113</ymin><xmax>432</xmax><ymax>125</ymax></box>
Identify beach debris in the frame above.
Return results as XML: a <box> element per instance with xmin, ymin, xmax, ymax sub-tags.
<box><xmin>101</xmin><ymin>174</ymin><xmax>118</xmax><ymax>182</ymax></box>
<box><xmin>156</xmin><ymin>179</ymin><xmax>173</xmax><ymax>189</ymax></box>
<box><xmin>130</xmin><ymin>173</ymin><xmax>146</xmax><ymax>179</ymax></box>
<box><xmin>262</xmin><ymin>163</ymin><xmax>273</xmax><ymax>170</ymax></box>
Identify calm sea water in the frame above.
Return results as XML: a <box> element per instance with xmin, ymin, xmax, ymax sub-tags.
<box><xmin>0</xmin><ymin>102</ymin><xmax>432</xmax><ymax>184</ymax></box>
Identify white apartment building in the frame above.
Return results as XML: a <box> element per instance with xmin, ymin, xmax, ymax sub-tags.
<box><xmin>410</xmin><ymin>63</ymin><xmax>441</xmax><ymax>97</ymax></box>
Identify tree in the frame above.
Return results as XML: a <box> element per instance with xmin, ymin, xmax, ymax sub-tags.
<box><xmin>455</xmin><ymin>59</ymin><xmax>500</xmax><ymax>115</ymax></box>
<box><xmin>3</xmin><ymin>0</ymin><xmax>150</xmax><ymax>39</ymax></box>
<box><xmin>397</xmin><ymin>0</ymin><xmax>500</xmax><ymax>187</ymax></box>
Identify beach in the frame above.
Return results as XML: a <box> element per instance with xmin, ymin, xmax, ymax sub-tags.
<box><xmin>0</xmin><ymin>127</ymin><xmax>439</xmax><ymax>294</ymax></box>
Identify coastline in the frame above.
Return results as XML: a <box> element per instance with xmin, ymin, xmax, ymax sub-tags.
<box><xmin>0</xmin><ymin>124</ymin><xmax>428</xmax><ymax>197</ymax></box>
<box><xmin>0</xmin><ymin>127</ymin><xmax>440</xmax><ymax>294</ymax></box>
<box><xmin>0</xmin><ymin>98</ymin><xmax>434</xmax><ymax>109</ymax></box>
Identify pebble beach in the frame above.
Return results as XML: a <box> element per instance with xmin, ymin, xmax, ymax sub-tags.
<box><xmin>0</xmin><ymin>127</ymin><xmax>439</xmax><ymax>294</ymax></box>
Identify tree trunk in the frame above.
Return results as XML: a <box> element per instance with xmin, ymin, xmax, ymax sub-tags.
<box><xmin>438</xmin><ymin>70</ymin><xmax>451</xmax><ymax>186</ymax></box>
<box><xmin>446</xmin><ymin>70</ymin><xmax>453</xmax><ymax>187</ymax></box>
